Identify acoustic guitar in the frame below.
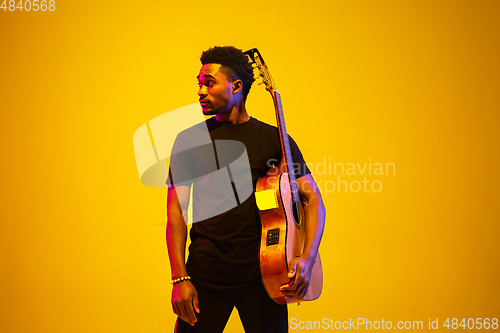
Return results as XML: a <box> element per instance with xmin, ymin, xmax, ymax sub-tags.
<box><xmin>244</xmin><ymin>48</ymin><xmax>323</xmax><ymax>305</ymax></box>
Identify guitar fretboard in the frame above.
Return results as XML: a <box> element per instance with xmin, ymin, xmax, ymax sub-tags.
<box><xmin>275</xmin><ymin>91</ymin><xmax>300</xmax><ymax>204</ymax></box>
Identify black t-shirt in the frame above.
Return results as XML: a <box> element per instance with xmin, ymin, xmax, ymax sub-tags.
<box><xmin>168</xmin><ymin>116</ymin><xmax>310</xmax><ymax>289</ymax></box>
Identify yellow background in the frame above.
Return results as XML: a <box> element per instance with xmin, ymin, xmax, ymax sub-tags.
<box><xmin>1</xmin><ymin>0</ymin><xmax>499</xmax><ymax>331</ymax></box>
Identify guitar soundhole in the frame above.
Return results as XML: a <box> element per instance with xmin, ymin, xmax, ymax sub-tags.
<box><xmin>266</xmin><ymin>228</ymin><xmax>280</xmax><ymax>246</ymax></box>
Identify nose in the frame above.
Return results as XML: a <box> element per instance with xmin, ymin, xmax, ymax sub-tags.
<box><xmin>198</xmin><ymin>85</ymin><xmax>207</xmax><ymax>98</ymax></box>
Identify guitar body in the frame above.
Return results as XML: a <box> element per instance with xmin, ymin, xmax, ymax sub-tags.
<box><xmin>256</xmin><ymin>171</ymin><xmax>323</xmax><ymax>305</ymax></box>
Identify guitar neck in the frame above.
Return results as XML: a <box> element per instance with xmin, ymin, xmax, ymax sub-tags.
<box><xmin>244</xmin><ymin>48</ymin><xmax>301</xmax><ymax>205</ymax></box>
<box><xmin>272</xmin><ymin>90</ymin><xmax>300</xmax><ymax>203</ymax></box>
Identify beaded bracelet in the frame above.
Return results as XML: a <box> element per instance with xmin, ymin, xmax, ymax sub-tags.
<box><xmin>171</xmin><ymin>275</ymin><xmax>191</xmax><ymax>284</ymax></box>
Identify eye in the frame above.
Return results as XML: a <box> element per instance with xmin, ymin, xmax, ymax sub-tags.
<box><xmin>197</xmin><ymin>81</ymin><xmax>215</xmax><ymax>88</ymax></box>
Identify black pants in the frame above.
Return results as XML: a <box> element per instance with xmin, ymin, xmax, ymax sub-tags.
<box><xmin>175</xmin><ymin>281</ymin><xmax>288</xmax><ymax>333</ymax></box>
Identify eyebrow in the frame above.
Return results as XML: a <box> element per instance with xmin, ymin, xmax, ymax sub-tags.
<box><xmin>196</xmin><ymin>74</ymin><xmax>216</xmax><ymax>80</ymax></box>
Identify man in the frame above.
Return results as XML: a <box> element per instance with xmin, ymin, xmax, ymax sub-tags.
<box><xmin>166</xmin><ymin>46</ymin><xmax>325</xmax><ymax>332</ymax></box>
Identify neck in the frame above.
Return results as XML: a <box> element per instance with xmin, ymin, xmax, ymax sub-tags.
<box><xmin>215</xmin><ymin>99</ymin><xmax>250</xmax><ymax>125</ymax></box>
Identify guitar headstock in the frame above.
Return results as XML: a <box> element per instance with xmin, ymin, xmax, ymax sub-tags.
<box><xmin>244</xmin><ymin>48</ymin><xmax>276</xmax><ymax>93</ymax></box>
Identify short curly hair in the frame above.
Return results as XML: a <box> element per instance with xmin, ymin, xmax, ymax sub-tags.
<box><xmin>200</xmin><ymin>46</ymin><xmax>255</xmax><ymax>100</ymax></box>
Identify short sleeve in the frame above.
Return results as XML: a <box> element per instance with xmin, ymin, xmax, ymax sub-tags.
<box><xmin>166</xmin><ymin>135</ymin><xmax>193</xmax><ymax>188</ymax></box>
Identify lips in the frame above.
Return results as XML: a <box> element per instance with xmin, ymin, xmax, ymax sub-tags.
<box><xmin>199</xmin><ymin>100</ymin><xmax>210</xmax><ymax>106</ymax></box>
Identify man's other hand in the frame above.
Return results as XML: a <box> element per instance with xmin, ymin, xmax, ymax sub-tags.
<box><xmin>171</xmin><ymin>281</ymin><xmax>200</xmax><ymax>326</ymax></box>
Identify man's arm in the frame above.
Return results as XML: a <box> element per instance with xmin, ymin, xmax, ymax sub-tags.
<box><xmin>166</xmin><ymin>185</ymin><xmax>199</xmax><ymax>326</ymax></box>
<box><xmin>280</xmin><ymin>174</ymin><xmax>326</xmax><ymax>300</ymax></box>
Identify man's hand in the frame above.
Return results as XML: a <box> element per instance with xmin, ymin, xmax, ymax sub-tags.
<box><xmin>279</xmin><ymin>255</ymin><xmax>315</xmax><ymax>300</ymax></box>
<box><xmin>279</xmin><ymin>174</ymin><xmax>325</xmax><ymax>301</ymax></box>
<box><xmin>171</xmin><ymin>281</ymin><xmax>200</xmax><ymax>326</ymax></box>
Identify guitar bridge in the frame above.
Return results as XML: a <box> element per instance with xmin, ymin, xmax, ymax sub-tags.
<box><xmin>266</xmin><ymin>228</ymin><xmax>280</xmax><ymax>246</ymax></box>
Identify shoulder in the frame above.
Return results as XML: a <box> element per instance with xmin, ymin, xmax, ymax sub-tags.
<box><xmin>177</xmin><ymin>119</ymin><xmax>210</xmax><ymax>138</ymax></box>
<box><xmin>174</xmin><ymin>119</ymin><xmax>212</xmax><ymax>148</ymax></box>
<box><xmin>169</xmin><ymin>120</ymin><xmax>213</xmax><ymax>168</ymax></box>
<box><xmin>251</xmin><ymin>118</ymin><xmax>302</xmax><ymax>145</ymax></box>
<box><xmin>248</xmin><ymin>117</ymin><xmax>279</xmax><ymax>133</ymax></box>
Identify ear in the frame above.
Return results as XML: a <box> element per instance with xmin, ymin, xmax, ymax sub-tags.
<box><xmin>232</xmin><ymin>79</ymin><xmax>243</xmax><ymax>95</ymax></box>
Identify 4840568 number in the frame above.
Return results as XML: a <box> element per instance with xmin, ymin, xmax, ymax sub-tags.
<box><xmin>1</xmin><ymin>0</ymin><xmax>55</xmax><ymax>11</ymax></box>
<box><xmin>444</xmin><ymin>318</ymin><xmax>498</xmax><ymax>329</ymax></box>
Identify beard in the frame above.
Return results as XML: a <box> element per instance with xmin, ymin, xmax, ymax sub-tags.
<box><xmin>201</xmin><ymin>102</ymin><xmax>231</xmax><ymax>116</ymax></box>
